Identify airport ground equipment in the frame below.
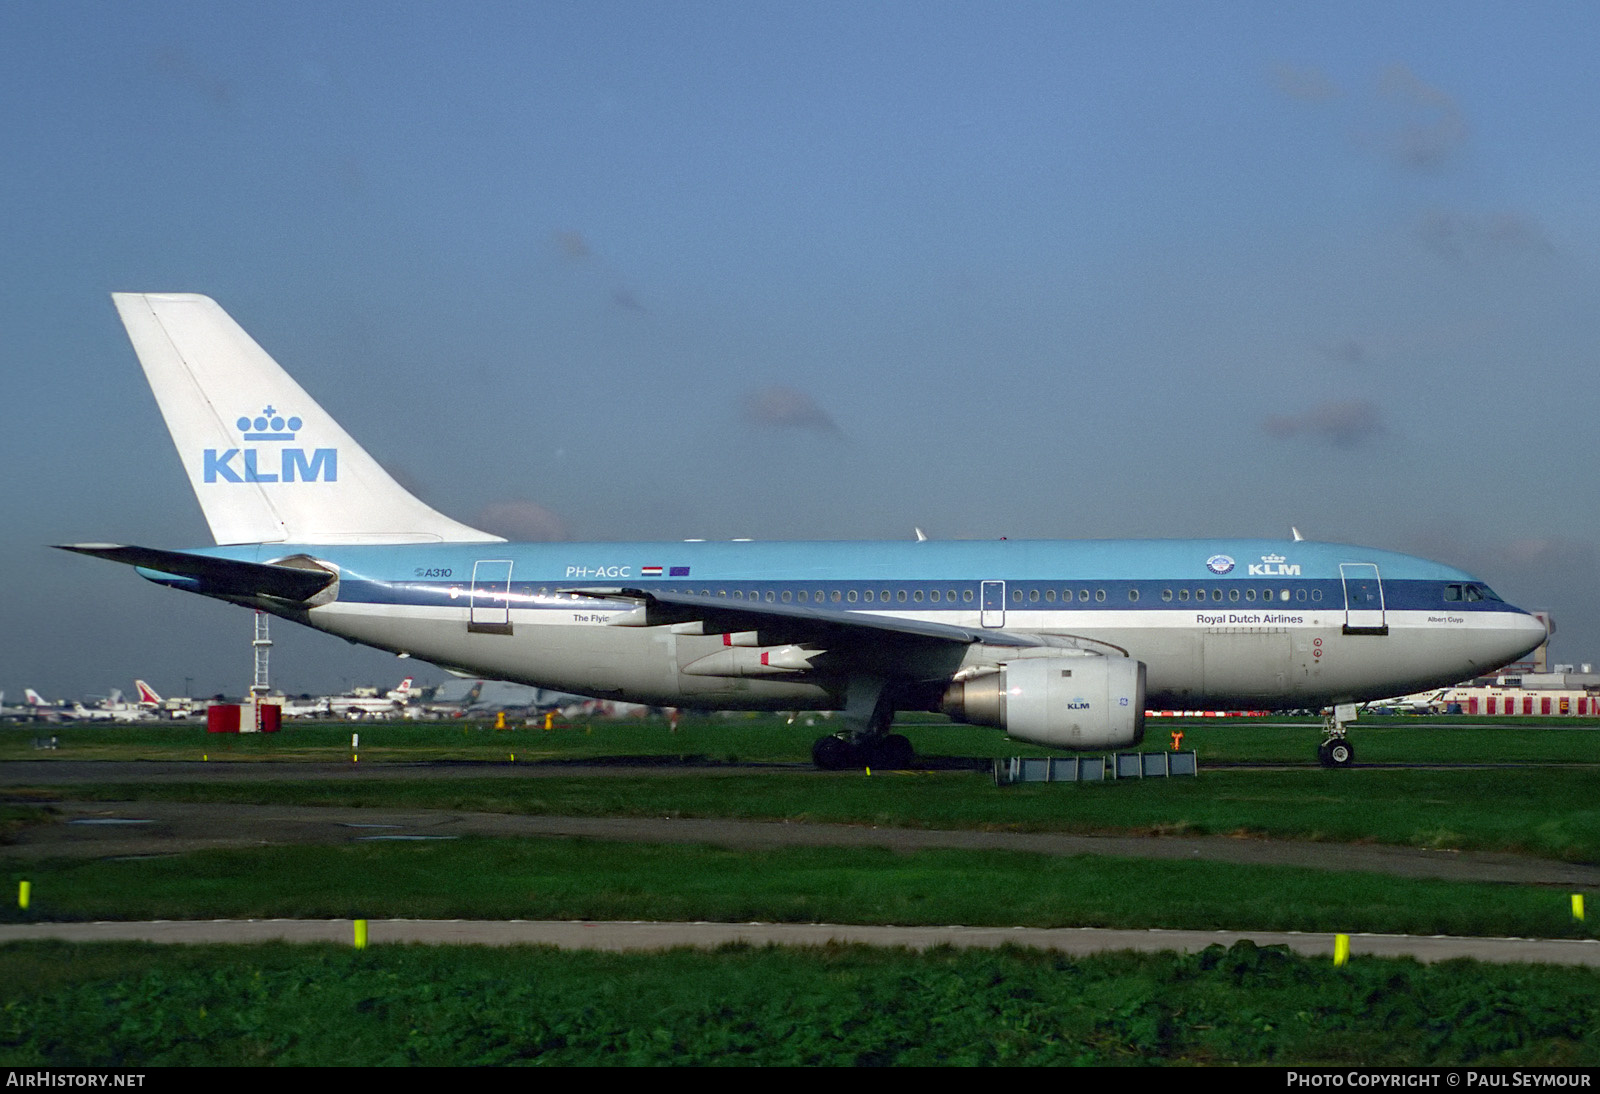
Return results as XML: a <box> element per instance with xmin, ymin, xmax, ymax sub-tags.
<box><xmin>994</xmin><ymin>750</ymin><xmax>1198</xmax><ymax>785</ymax></box>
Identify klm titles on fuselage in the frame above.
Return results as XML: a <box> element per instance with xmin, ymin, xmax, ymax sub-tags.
<box><xmin>1247</xmin><ymin>553</ymin><xmax>1300</xmax><ymax>577</ymax></box>
<box><xmin>203</xmin><ymin>408</ymin><xmax>337</xmax><ymax>483</ymax></box>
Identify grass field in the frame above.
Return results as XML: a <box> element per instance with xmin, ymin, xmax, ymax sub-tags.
<box><xmin>5</xmin><ymin>711</ymin><xmax>1600</xmax><ymax>765</ymax></box>
<box><xmin>3</xmin><ymin>836</ymin><xmax>1593</xmax><ymax>939</ymax></box>
<box><xmin>3</xmin><ymin>713</ymin><xmax>1598</xmax><ymax>1065</ymax></box>
<box><xmin>12</xmin><ymin>764</ymin><xmax>1600</xmax><ymax>860</ymax></box>
<box><xmin>4</xmin><ymin>941</ymin><xmax>1597</xmax><ymax>1066</ymax></box>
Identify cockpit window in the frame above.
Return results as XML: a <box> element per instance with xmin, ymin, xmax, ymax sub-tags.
<box><xmin>1444</xmin><ymin>584</ymin><xmax>1462</xmax><ymax>602</ymax></box>
<box><xmin>1464</xmin><ymin>585</ymin><xmax>1483</xmax><ymax>602</ymax></box>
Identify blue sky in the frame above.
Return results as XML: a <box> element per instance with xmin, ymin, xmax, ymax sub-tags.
<box><xmin>4</xmin><ymin>2</ymin><xmax>1597</xmax><ymax>698</ymax></box>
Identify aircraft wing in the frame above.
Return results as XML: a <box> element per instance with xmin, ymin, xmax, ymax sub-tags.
<box><xmin>560</xmin><ymin>585</ymin><xmax>1066</xmax><ymax>649</ymax></box>
<box><xmin>56</xmin><ymin>544</ymin><xmax>336</xmax><ymax>602</ymax></box>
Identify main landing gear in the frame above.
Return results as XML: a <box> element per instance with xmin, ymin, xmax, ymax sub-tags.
<box><xmin>811</xmin><ymin>732</ymin><xmax>915</xmax><ymax>771</ymax></box>
<box><xmin>811</xmin><ymin>675</ymin><xmax>916</xmax><ymax>770</ymax></box>
<box><xmin>1317</xmin><ymin>703</ymin><xmax>1358</xmax><ymax>768</ymax></box>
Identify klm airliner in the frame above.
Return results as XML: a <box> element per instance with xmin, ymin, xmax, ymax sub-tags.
<box><xmin>65</xmin><ymin>294</ymin><xmax>1548</xmax><ymax>768</ymax></box>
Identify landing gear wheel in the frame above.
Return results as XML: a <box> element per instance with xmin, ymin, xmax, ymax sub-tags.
<box><xmin>863</xmin><ymin>733</ymin><xmax>914</xmax><ymax>770</ymax></box>
<box><xmin>1318</xmin><ymin>739</ymin><xmax>1355</xmax><ymax>768</ymax></box>
<box><xmin>812</xmin><ymin>734</ymin><xmax>860</xmax><ymax>771</ymax></box>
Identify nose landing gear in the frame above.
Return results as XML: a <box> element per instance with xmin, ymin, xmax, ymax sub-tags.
<box><xmin>1317</xmin><ymin>703</ymin><xmax>1357</xmax><ymax>768</ymax></box>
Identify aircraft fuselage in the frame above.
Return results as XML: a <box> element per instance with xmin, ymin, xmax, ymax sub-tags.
<box><xmin>139</xmin><ymin>537</ymin><xmax>1546</xmax><ymax>715</ymax></box>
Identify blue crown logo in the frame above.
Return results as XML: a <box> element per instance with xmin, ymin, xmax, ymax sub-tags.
<box><xmin>236</xmin><ymin>406</ymin><xmax>302</xmax><ymax>441</ymax></box>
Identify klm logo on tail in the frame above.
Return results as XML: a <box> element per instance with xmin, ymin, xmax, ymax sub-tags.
<box><xmin>203</xmin><ymin>406</ymin><xmax>337</xmax><ymax>483</ymax></box>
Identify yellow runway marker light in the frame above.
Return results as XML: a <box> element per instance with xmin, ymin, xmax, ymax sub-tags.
<box><xmin>354</xmin><ymin>920</ymin><xmax>368</xmax><ymax>949</ymax></box>
<box><xmin>1333</xmin><ymin>934</ymin><xmax>1350</xmax><ymax>966</ymax></box>
<box><xmin>18</xmin><ymin>881</ymin><xmax>30</xmax><ymax>910</ymax></box>
<box><xmin>1574</xmin><ymin>894</ymin><xmax>1586</xmax><ymax>922</ymax></box>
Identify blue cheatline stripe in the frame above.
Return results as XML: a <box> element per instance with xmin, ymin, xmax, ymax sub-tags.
<box><xmin>331</xmin><ymin>576</ymin><xmax>1513</xmax><ymax>615</ymax></box>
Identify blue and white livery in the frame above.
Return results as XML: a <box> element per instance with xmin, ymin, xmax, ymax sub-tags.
<box><xmin>65</xmin><ymin>294</ymin><xmax>1548</xmax><ymax>768</ymax></box>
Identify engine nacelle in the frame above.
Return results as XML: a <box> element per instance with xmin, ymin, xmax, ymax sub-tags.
<box><xmin>940</xmin><ymin>656</ymin><xmax>1146</xmax><ymax>750</ymax></box>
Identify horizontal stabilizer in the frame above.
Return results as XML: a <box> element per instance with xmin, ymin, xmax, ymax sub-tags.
<box><xmin>56</xmin><ymin>543</ymin><xmax>336</xmax><ymax>602</ymax></box>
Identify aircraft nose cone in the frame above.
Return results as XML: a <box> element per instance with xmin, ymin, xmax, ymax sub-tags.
<box><xmin>1495</xmin><ymin>610</ymin><xmax>1550</xmax><ymax>666</ymax></box>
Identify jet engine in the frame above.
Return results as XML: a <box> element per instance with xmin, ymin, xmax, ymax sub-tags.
<box><xmin>940</xmin><ymin>656</ymin><xmax>1146</xmax><ymax>750</ymax></box>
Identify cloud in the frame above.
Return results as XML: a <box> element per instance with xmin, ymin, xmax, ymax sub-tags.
<box><xmin>741</xmin><ymin>386</ymin><xmax>840</xmax><ymax>434</ymax></box>
<box><xmin>1262</xmin><ymin>399</ymin><xmax>1384</xmax><ymax>447</ymax></box>
<box><xmin>474</xmin><ymin>500</ymin><xmax>571</xmax><ymax>541</ymax></box>
<box><xmin>553</xmin><ymin>231</ymin><xmax>646</xmax><ymax>311</ymax></box>
<box><xmin>1491</xmin><ymin>537</ymin><xmax>1597</xmax><ymax>573</ymax></box>
<box><xmin>610</xmin><ymin>287</ymin><xmax>647</xmax><ymax>311</ymax></box>
<box><xmin>1271</xmin><ymin>63</ymin><xmax>1341</xmax><ymax>102</ymax></box>
<box><xmin>1414</xmin><ymin>210</ymin><xmax>1554</xmax><ymax>266</ymax></box>
<box><xmin>1375</xmin><ymin>64</ymin><xmax>1467</xmax><ymax>171</ymax></box>
<box><xmin>553</xmin><ymin>231</ymin><xmax>591</xmax><ymax>260</ymax></box>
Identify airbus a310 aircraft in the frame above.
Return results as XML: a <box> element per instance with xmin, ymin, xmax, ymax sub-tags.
<box><xmin>65</xmin><ymin>294</ymin><xmax>1548</xmax><ymax>768</ymax></box>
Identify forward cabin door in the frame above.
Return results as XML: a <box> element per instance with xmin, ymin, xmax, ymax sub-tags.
<box><xmin>469</xmin><ymin>559</ymin><xmax>514</xmax><ymax>635</ymax></box>
<box><xmin>981</xmin><ymin>580</ymin><xmax>1006</xmax><ymax>628</ymax></box>
<box><xmin>1340</xmin><ymin>563</ymin><xmax>1387</xmax><ymax>636</ymax></box>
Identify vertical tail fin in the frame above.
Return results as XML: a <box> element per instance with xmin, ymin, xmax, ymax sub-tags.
<box><xmin>112</xmin><ymin>293</ymin><xmax>503</xmax><ymax>546</ymax></box>
<box><xmin>135</xmin><ymin>680</ymin><xmax>163</xmax><ymax>705</ymax></box>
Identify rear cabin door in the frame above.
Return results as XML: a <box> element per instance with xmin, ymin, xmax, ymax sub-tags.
<box><xmin>1340</xmin><ymin>562</ymin><xmax>1387</xmax><ymax>636</ymax></box>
